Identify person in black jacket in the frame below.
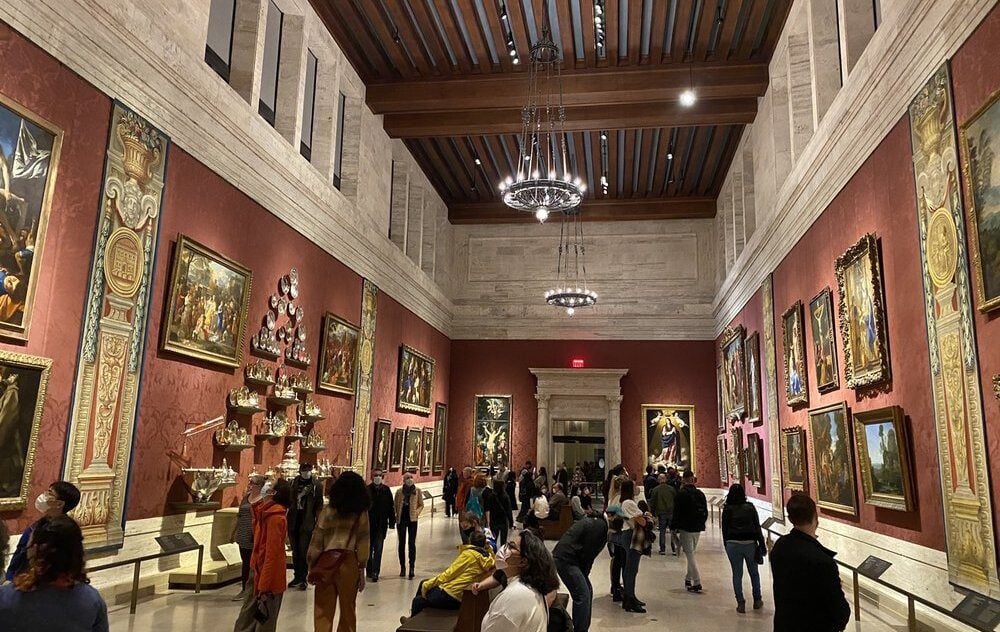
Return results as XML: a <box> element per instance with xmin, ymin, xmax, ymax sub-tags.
<box><xmin>721</xmin><ymin>483</ymin><xmax>766</xmax><ymax>612</ymax></box>
<box><xmin>443</xmin><ymin>468</ymin><xmax>459</xmax><ymax>517</ymax></box>
<box><xmin>504</xmin><ymin>471</ymin><xmax>518</xmax><ymax>524</ymax></box>
<box><xmin>642</xmin><ymin>466</ymin><xmax>658</xmax><ymax>500</ymax></box>
<box><xmin>553</xmin><ymin>513</ymin><xmax>608</xmax><ymax>632</ymax></box>
<box><xmin>771</xmin><ymin>494</ymin><xmax>850</xmax><ymax>632</ymax></box>
<box><xmin>288</xmin><ymin>462</ymin><xmax>324</xmax><ymax>589</ymax></box>
<box><xmin>488</xmin><ymin>477</ymin><xmax>511</xmax><ymax>548</ymax></box>
<box><xmin>366</xmin><ymin>469</ymin><xmax>396</xmax><ymax>582</ymax></box>
<box><xmin>670</xmin><ymin>470</ymin><xmax>707</xmax><ymax>593</ymax></box>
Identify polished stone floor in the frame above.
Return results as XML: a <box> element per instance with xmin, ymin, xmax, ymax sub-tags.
<box><xmin>108</xmin><ymin>511</ymin><xmax>914</xmax><ymax>631</ymax></box>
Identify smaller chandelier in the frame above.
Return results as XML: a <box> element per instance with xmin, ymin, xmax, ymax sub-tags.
<box><xmin>544</xmin><ymin>209</ymin><xmax>597</xmax><ymax>316</ymax></box>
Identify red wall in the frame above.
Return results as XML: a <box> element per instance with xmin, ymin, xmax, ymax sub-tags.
<box><xmin>448</xmin><ymin>340</ymin><xmax>720</xmax><ymax>488</ymax></box>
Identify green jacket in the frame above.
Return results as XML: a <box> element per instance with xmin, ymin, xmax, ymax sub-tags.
<box><xmin>648</xmin><ymin>482</ymin><xmax>677</xmax><ymax>515</ymax></box>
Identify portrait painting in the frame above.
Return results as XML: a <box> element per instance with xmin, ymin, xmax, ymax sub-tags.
<box><xmin>389</xmin><ymin>428</ymin><xmax>404</xmax><ymax>470</ymax></box>
<box><xmin>641</xmin><ymin>404</ymin><xmax>695</xmax><ymax>471</ymax></box>
<box><xmin>854</xmin><ymin>406</ymin><xmax>914</xmax><ymax>511</ymax></box>
<box><xmin>808</xmin><ymin>402</ymin><xmax>857</xmax><ymax>515</ymax></box>
<box><xmin>372</xmin><ymin>419</ymin><xmax>391</xmax><ymax>472</ymax></box>
<box><xmin>0</xmin><ymin>350</ymin><xmax>51</xmax><ymax>510</ymax></box>
<box><xmin>745</xmin><ymin>332</ymin><xmax>762</xmax><ymax>423</ymax></box>
<box><xmin>745</xmin><ymin>433</ymin><xmax>762</xmax><ymax>487</ymax></box>
<box><xmin>397</xmin><ymin>345</ymin><xmax>434</xmax><ymax>415</ymax></box>
<box><xmin>781</xmin><ymin>427</ymin><xmax>807</xmax><ymax>492</ymax></box>
<box><xmin>432</xmin><ymin>403</ymin><xmax>447</xmax><ymax>473</ymax></box>
<box><xmin>960</xmin><ymin>90</ymin><xmax>1000</xmax><ymax>312</ymax></box>
<box><xmin>782</xmin><ymin>302</ymin><xmax>809</xmax><ymax>406</ymax></box>
<box><xmin>720</xmin><ymin>326</ymin><xmax>747</xmax><ymax>419</ymax></box>
<box><xmin>403</xmin><ymin>427</ymin><xmax>422</xmax><ymax>471</ymax></box>
<box><xmin>421</xmin><ymin>428</ymin><xmax>433</xmax><ymax>474</ymax></box>
<box><xmin>0</xmin><ymin>95</ymin><xmax>61</xmax><ymax>341</ymax></box>
<box><xmin>729</xmin><ymin>425</ymin><xmax>744</xmax><ymax>482</ymax></box>
<box><xmin>835</xmin><ymin>234</ymin><xmax>890</xmax><ymax>388</ymax></box>
<box><xmin>474</xmin><ymin>395</ymin><xmax>511</xmax><ymax>468</ymax></box>
<box><xmin>717</xmin><ymin>435</ymin><xmax>729</xmax><ymax>483</ymax></box>
<box><xmin>317</xmin><ymin>313</ymin><xmax>358</xmax><ymax>395</ymax></box>
<box><xmin>161</xmin><ymin>235</ymin><xmax>252</xmax><ymax>368</ymax></box>
<box><xmin>809</xmin><ymin>288</ymin><xmax>840</xmax><ymax>392</ymax></box>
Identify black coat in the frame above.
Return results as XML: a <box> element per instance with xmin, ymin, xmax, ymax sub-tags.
<box><xmin>670</xmin><ymin>485</ymin><xmax>707</xmax><ymax>532</ymax></box>
<box><xmin>770</xmin><ymin>529</ymin><xmax>851</xmax><ymax>632</ymax></box>
<box><xmin>443</xmin><ymin>472</ymin><xmax>459</xmax><ymax>501</ymax></box>
<box><xmin>367</xmin><ymin>482</ymin><xmax>396</xmax><ymax>531</ymax></box>
<box><xmin>288</xmin><ymin>475</ymin><xmax>324</xmax><ymax>534</ymax></box>
<box><xmin>553</xmin><ymin>515</ymin><xmax>608</xmax><ymax>576</ymax></box>
<box><xmin>721</xmin><ymin>501</ymin><xmax>765</xmax><ymax>545</ymax></box>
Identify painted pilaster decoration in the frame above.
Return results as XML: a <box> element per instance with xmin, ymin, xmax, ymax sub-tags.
<box><xmin>605</xmin><ymin>395</ymin><xmax>623</xmax><ymax>472</ymax></box>
<box><xmin>63</xmin><ymin>103</ymin><xmax>169</xmax><ymax>551</ymax></box>
<box><xmin>908</xmin><ymin>65</ymin><xmax>999</xmax><ymax>596</ymax></box>
<box><xmin>350</xmin><ymin>279</ymin><xmax>377</xmax><ymax>474</ymax></box>
<box><xmin>535</xmin><ymin>393</ymin><xmax>551</xmax><ymax>468</ymax></box>
<box><xmin>761</xmin><ymin>274</ymin><xmax>784</xmax><ymax>522</ymax></box>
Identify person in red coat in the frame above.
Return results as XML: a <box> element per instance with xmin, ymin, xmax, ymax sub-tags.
<box><xmin>455</xmin><ymin>467</ymin><xmax>473</xmax><ymax>514</ymax></box>
<box><xmin>234</xmin><ymin>479</ymin><xmax>292</xmax><ymax>632</ymax></box>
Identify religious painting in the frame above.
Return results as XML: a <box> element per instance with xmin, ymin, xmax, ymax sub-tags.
<box><xmin>317</xmin><ymin>313</ymin><xmax>358</xmax><ymax>395</ymax></box>
<box><xmin>161</xmin><ymin>235</ymin><xmax>252</xmax><ymax>368</ymax></box>
<box><xmin>397</xmin><ymin>345</ymin><xmax>434</xmax><ymax>414</ymax></box>
<box><xmin>809</xmin><ymin>288</ymin><xmax>840</xmax><ymax>393</ymax></box>
<box><xmin>729</xmin><ymin>425</ymin><xmax>744</xmax><ymax>482</ymax></box>
<box><xmin>781</xmin><ymin>427</ymin><xmax>807</xmax><ymax>492</ymax></box>
<box><xmin>421</xmin><ymin>428</ymin><xmax>433</xmax><ymax>474</ymax></box>
<box><xmin>716</xmin><ymin>364</ymin><xmax>725</xmax><ymax>431</ymax></box>
<box><xmin>0</xmin><ymin>350</ymin><xmax>51</xmax><ymax>510</ymax></box>
<box><xmin>717</xmin><ymin>435</ymin><xmax>729</xmax><ymax>482</ymax></box>
<box><xmin>389</xmin><ymin>428</ymin><xmax>404</xmax><ymax>470</ymax></box>
<box><xmin>745</xmin><ymin>332</ymin><xmax>762</xmax><ymax>424</ymax></box>
<box><xmin>641</xmin><ymin>404</ymin><xmax>695</xmax><ymax>472</ymax></box>
<box><xmin>0</xmin><ymin>95</ymin><xmax>61</xmax><ymax>341</ymax></box>
<box><xmin>474</xmin><ymin>395</ymin><xmax>511</xmax><ymax>469</ymax></box>
<box><xmin>835</xmin><ymin>234</ymin><xmax>890</xmax><ymax>388</ymax></box>
<box><xmin>720</xmin><ymin>326</ymin><xmax>747</xmax><ymax>419</ymax></box>
<box><xmin>403</xmin><ymin>427</ymin><xmax>422</xmax><ymax>472</ymax></box>
<box><xmin>432</xmin><ymin>403</ymin><xmax>447</xmax><ymax>473</ymax></box>
<box><xmin>372</xmin><ymin>419</ymin><xmax>391</xmax><ymax>472</ymax></box>
<box><xmin>960</xmin><ymin>90</ymin><xmax>1000</xmax><ymax>312</ymax></box>
<box><xmin>781</xmin><ymin>302</ymin><xmax>809</xmax><ymax>406</ymax></box>
<box><xmin>854</xmin><ymin>406</ymin><xmax>914</xmax><ymax>512</ymax></box>
<box><xmin>745</xmin><ymin>433</ymin><xmax>762</xmax><ymax>488</ymax></box>
<box><xmin>808</xmin><ymin>402</ymin><xmax>857</xmax><ymax>515</ymax></box>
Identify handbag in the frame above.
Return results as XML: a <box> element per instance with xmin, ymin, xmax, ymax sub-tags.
<box><xmin>307</xmin><ymin>512</ymin><xmax>362</xmax><ymax>585</ymax></box>
<box><xmin>252</xmin><ymin>595</ymin><xmax>271</xmax><ymax>623</ymax></box>
<box><xmin>754</xmin><ymin>541</ymin><xmax>766</xmax><ymax>565</ymax></box>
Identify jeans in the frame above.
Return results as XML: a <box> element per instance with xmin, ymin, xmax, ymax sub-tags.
<box><xmin>367</xmin><ymin>525</ymin><xmax>387</xmax><ymax>579</ymax></box>
<box><xmin>656</xmin><ymin>512</ymin><xmax>675</xmax><ymax>553</ymax></box>
<box><xmin>623</xmin><ymin>547</ymin><xmax>641</xmax><ymax>603</ymax></box>
<box><xmin>492</xmin><ymin>519</ymin><xmax>509</xmax><ymax>550</ymax></box>
<box><xmin>725</xmin><ymin>541</ymin><xmax>762</xmax><ymax>602</ymax></box>
<box><xmin>555</xmin><ymin>559</ymin><xmax>593</xmax><ymax>632</ymax></box>
<box><xmin>289</xmin><ymin>528</ymin><xmax>312</xmax><ymax>583</ymax></box>
<box><xmin>397</xmin><ymin>518</ymin><xmax>418</xmax><ymax>570</ymax></box>
<box><xmin>411</xmin><ymin>581</ymin><xmax>461</xmax><ymax>616</ymax></box>
<box><xmin>677</xmin><ymin>530</ymin><xmax>701</xmax><ymax>585</ymax></box>
<box><xmin>610</xmin><ymin>543</ymin><xmax>626</xmax><ymax>594</ymax></box>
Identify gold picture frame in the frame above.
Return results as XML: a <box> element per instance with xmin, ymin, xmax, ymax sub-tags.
<box><xmin>421</xmin><ymin>427</ymin><xmax>433</xmax><ymax>474</ymax></box>
<box><xmin>809</xmin><ymin>287</ymin><xmax>840</xmax><ymax>393</ymax></box>
<box><xmin>317</xmin><ymin>312</ymin><xmax>359</xmax><ymax>396</ymax></box>
<box><xmin>641</xmin><ymin>404</ymin><xmax>696</xmax><ymax>472</ymax></box>
<box><xmin>389</xmin><ymin>428</ymin><xmax>404</xmax><ymax>470</ymax></box>
<box><xmin>729</xmin><ymin>425</ymin><xmax>744</xmax><ymax>482</ymax></box>
<box><xmin>745</xmin><ymin>433</ymin><xmax>762</xmax><ymax>488</ymax></box>
<box><xmin>780</xmin><ymin>427</ymin><xmax>808</xmax><ymax>492</ymax></box>
<box><xmin>403</xmin><ymin>426</ymin><xmax>422</xmax><ymax>471</ymax></box>
<box><xmin>372</xmin><ymin>419</ymin><xmax>391</xmax><ymax>472</ymax></box>
<box><xmin>720</xmin><ymin>325</ymin><xmax>747</xmax><ymax>419</ymax></box>
<box><xmin>0</xmin><ymin>350</ymin><xmax>52</xmax><ymax>510</ymax></box>
<box><xmin>433</xmin><ymin>403</ymin><xmax>447</xmax><ymax>473</ymax></box>
<box><xmin>835</xmin><ymin>234</ymin><xmax>891</xmax><ymax>388</ymax></box>
<box><xmin>717</xmin><ymin>434</ymin><xmax>729</xmax><ymax>483</ymax></box>
<box><xmin>808</xmin><ymin>401</ymin><xmax>857</xmax><ymax>516</ymax></box>
<box><xmin>854</xmin><ymin>406</ymin><xmax>914</xmax><ymax>512</ymax></box>
<box><xmin>161</xmin><ymin>234</ymin><xmax>253</xmax><ymax>368</ymax></box>
<box><xmin>781</xmin><ymin>301</ymin><xmax>809</xmax><ymax>406</ymax></box>
<box><xmin>745</xmin><ymin>332</ymin><xmax>762</xmax><ymax>423</ymax></box>
<box><xmin>397</xmin><ymin>344</ymin><xmax>434</xmax><ymax>415</ymax></box>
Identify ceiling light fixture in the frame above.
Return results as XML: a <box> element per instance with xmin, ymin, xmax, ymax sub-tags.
<box><xmin>679</xmin><ymin>89</ymin><xmax>696</xmax><ymax>107</ymax></box>
<box><xmin>544</xmin><ymin>208</ymin><xmax>597</xmax><ymax>316</ymax></box>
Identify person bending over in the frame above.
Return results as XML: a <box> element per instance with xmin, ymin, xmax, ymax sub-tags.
<box><xmin>409</xmin><ymin>530</ymin><xmax>495</xmax><ymax>617</ymax></box>
<box><xmin>553</xmin><ymin>513</ymin><xmax>608</xmax><ymax>632</ymax></box>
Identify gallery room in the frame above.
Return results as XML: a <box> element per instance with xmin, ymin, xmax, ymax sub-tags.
<box><xmin>0</xmin><ymin>0</ymin><xmax>998</xmax><ymax>631</ymax></box>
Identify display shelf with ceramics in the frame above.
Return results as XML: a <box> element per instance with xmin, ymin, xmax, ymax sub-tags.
<box><xmin>214</xmin><ymin>420</ymin><xmax>253</xmax><ymax>452</ymax></box>
<box><xmin>300</xmin><ymin>429</ymin><xmax>326</xmax><ymax>453</ymax></box>
<box><xmin>255</xmin><ymin>411</ymin><xmax>290</xmax><ymax>439</ymax></box>
<box><xmin>244</xmin><ymin>360</ymin><xmax>276</xmax><ymax>387</ymax></box>
<box><xmin>171</xmin><ymin>460</ymin><xmax>238</xmax><ymax>510</ymax></box>
<box><xmin>227</xmin><ymin>386</ymin><xmax>265</xmax><ymax>415</ymax></box>
<box><xmin>298</xmin><ymin>397</ymin><xmax>324</xmax><ymax>422</ymax></box>
<box><xmin>289</xmin><ymin>371</ymin><xmax>313</xmax><ymax>394</ymax></box>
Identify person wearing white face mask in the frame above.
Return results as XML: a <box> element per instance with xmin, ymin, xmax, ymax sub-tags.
<box><xmin>5</xmin><ymin>480</ymin><xmax>80</xmax><ymax>582</ymax></box>
<box><xmin>365</xmin><ymin>470</ymin><xmax>395</xmax><ymax>582</ymax></box>
<box><xmin>393</xmin><ymin>472</ymin><xmax>424</xmax><ymax>579</ymax></box>
<box><xmin>231</xmin><ymin>475</ymin><xmax>265</xmax><ymax>601</ymax></box>
<box><xmin>288</xmin><ymin>463</ymin><xmax>324</xmax><ymax>590</ymax></box>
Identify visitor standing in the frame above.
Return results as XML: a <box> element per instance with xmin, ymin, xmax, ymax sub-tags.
<box><xmin>481</xmin><ymin>531</ymin><xmax>560</xmax><ymax>632</ymax></box>
<box><xmin>533</xmin><ymin>467</ymin><xmax>549</xmax><ymax>492</ymax></box>
<box><xmin>234</xmin><ymin>479</ymin><xmax>291</xmax><ymax>632</ymax></box>
<box><xmin>504</xmin><ymin>471</ymin><xmax>518</xmax><ymax>524</ymax></box>
<box><xmin>648</xmin><ymin>473</ymin><xmax>677</xmax><ymax>555</ymax></box>
<box><xmin>489</xmin><ymin>478</ymin><xmax>511</xmax><ymax>549</ymax></box>
<box><xmin>288</xmin><ymin>463</ymin><xmax>324</xmax><ymax>590</ymax></box>
<box><xmin>232</xmin><ymin>474</ymin><xmax>265</xmax><ymax>599</ymax></box>
<box><xmin>443</xmin><ymin>468</ymin><xmax>459</xmax><ymax>518</ymax></box>
<box><xmin>456</xmin><ymin>467</ymin><xmax>473</xmax><ymax>514</ymax></box>
<box><xmin>308</xmin><ymin>471</ymin><xmax>371</xmax><ymax>632</ymax></box>
<box><xmin>721</xmin><ymin>483</ymin><xmax>766</xmax><ymax>612</ymax></box>
<box><xmin>613</xmin><ymin>479</ymin><xmax>649</xmax><ymax>613</ymax></box>
<box><xmin>671</xmin><ymin>470</ymin><xmax>707</xmax><ymax>593</ymax></box>
<box><xmin>5</xmin><ymin>480</ymin><xmax>80</xmax><ymax>581</ymax></box>
<box><xmin>642</xmin><ymin>466</ymin><xmax>658</xmax><ymax>500</ymax></box>
<box><xmin>771</xmin><ymin>494</ymin><xmax>850</xmax><ymax>632</ymax></box>
<box><xmin>553</xmin><ymin>513</ymin><xmax>608</xmax><ymax>632</ymax></box>
<box><xmin>366</xmin><ymin>469</ymin><xmax>395</xmax><ymax>582</ymax></box>
<box><xmin>394</xmin><ymin>472</ymin><xmax>424</xmax><ymax>579</ymax></box>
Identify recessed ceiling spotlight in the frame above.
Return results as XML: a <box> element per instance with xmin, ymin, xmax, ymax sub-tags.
<box><xmin>667</xmin><ymin>152</ymin><xmax>673</xmax><ymax>160</ymax></box>
<box><xmin>679</xmin><ymin>89</ymin><xmax>696</xmax><ymax>107</ymax></box>
<box><xmin>474</xmin><ymin>157</ymin><xmax>482</xmax><ymax>165</ymax></box>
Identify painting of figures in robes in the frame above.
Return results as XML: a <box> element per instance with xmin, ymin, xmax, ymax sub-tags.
<box><xmin>0</xmin><ymin>350</ymin><xmax>51</xmax><ymax>510</ymax></box>
<box><xmin>372</xmin><ymin>419</ymin><xmax>391</xmax><ymax>472</ymax></box>
<box><xmin>960</xmin><ymin>91</ymin><xmax>1000</xmax><ymax>312</ymax></box>
<box><xmin>782</xmin><ymin>302</ymin><xmax>809</xmax><ymax>406</ymax></box>
<box><xmin>808</xmin><ymin>402</ymin><xmax>857</xmax><ymax>515</ymax></box>
<box><xmin>642</xmin><ymin>404</ymin><xmax>695</xmax><ymax>471</ymax></box>
<box><xmin>317</xmin><ymin>313</ymin><xmax>358</xmax><ymax>395</ymax></box>
<box><xmin>745</xmin><ymin>332</ymin><xmax>762</xmax><ymax>423</ymax></box>
<box><xmin>397</xmin><ymin>345</ymin><xmax>434</xmax><ymax>414</ymax></box>
<box><xmin>403</xmin><ymin>427</ymin><xmax>422</xmax><ymax>471</ymax></box>
<box><xmin>809</xmin><ymin>288</ymin><xmax>840</xmax><ymax>392</ymax></box>
<box><xmin>835</xmin><ymin>234</ymin><xmax>890</xmax><ymax>388</ymax></box>
<box><xmin>474</xmin><ymin>395</ymin><xmax>511</xmax><ymax>468</ymax></box>
<box><xmin>720</xmin><ymin>326</ymin><xmax>747</xmax><ymax>419</ymax></box>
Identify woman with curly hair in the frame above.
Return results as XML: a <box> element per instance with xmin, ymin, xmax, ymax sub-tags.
<box><xmin>481</xmin><ymin>530</ymin><xmax>560</xmax><ymax>632</ymax></box>
<box><xmin>0</xmin><ymin>514</ymin><xmax>108</xmax><ymax>631</ymax></box>
<box><xmin>308</xmin><ymin>471</ymin><xmax>371</xmax><ymax>632</ymax></box>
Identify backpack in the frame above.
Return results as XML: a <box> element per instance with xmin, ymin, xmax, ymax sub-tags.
<box><xmin>467</xmin><ymin>487</ymin><xmax>484</xmax><ymax>517</ymax></box>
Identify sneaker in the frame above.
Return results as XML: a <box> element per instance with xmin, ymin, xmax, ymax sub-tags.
<box><xmin>684</xmin><ymin>579</ymin><xmax>691</xmax><ymax>588</ymax></box>
<box><xmin>288</xmin><ymin>579</ymin><xmax>303</xmax><ymax>589</ymax></box>
<box><xmin>658</xmin><ymin>550</ymin><xmax>666</xmax><ymax>556</ymax></box>
<box><xmin>687</xmin><ymin>584</ymin><xmax>702</xmax><ymax>593</ymax></box>
<box><xmin>753</xmin><ymin>598</ymin><xmax>763</xmax><ymax>610</ymax></box>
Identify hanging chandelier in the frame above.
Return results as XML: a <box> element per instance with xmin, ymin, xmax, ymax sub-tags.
<box><xmin>544</xmin><ymin>209</ymin><xmax>597</xmax><ymax>315</ymax></box>
<box><xmin>499</xmin><ymin>29</ymin><xmax>584</xmax><ymax>222</ymax></box>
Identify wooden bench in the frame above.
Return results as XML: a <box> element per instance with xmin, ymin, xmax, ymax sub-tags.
<box><xmin>397</xmin><ymin>588</ymin><xmax>492</xmax><ymax>632</ymax></box>
<box><xmin>541</xmin><ymin>505</ymin><xmax>575</xmax><ymax>540</ymax></box>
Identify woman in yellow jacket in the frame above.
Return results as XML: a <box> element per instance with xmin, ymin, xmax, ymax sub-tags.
<box><xmin>409</xmin><ymin>530</ymin><xmax>495</xmax><ymax>616</ymax></box>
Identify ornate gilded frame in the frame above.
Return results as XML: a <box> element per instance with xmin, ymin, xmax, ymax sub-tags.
<box><xmin>807</xmin><ymin>401</ymin><xmax>857</xmax><ymax>516</ymax></box>
<box><xmin>641</xmin><ymin>404</ymin><xmax>696</xmax><ymax>473</ymax></box>
<box><xmin>809</xmin><ymin>287</ymin><xmax>841</xmax><ymax>393</ymax></box>
<box><xmin>372</xmin><ymin>419</ymin><xmax>391</xmax><ymax>472</ymax></box>
<box><xmin>421</xmin><ymin>427</ymin><xmax>433</xmax><ymax>474</ymax></box>
<box><xmin>853</xmin><ymin>406</ymin><xmax>914</xmax><ymax>512</ymax></box>
<box><xmin>432</xmin><ymin>403</ymin><xmax>447</xmax><ymax>473</ymax></box>
<box><xmin>0</xmin><ymin>350</ymin><xmax>52</xmax><ymax>510</ymax></box>
<box><xmin>729</xmin><ymin>425</ymin><xmax>744</xmax><ymax>482</ymax></box>
<box><xmin>403</xmin><ymin>426</ymin><xmax>422</xmax><ymax>471</ymax></box>
<box><xmin>717</xmin><ymin>434</ymin><xmax>728</xmax><ymax>483</ymax></box>
<box><xmin>396</xmin><ymin>344</ymin><xmax>435</xmax><ymax>415</ymax></box>
<box><xmin>317</xmin><ymin>312</ymin><xmax>360</xmax><ymax>396</ymax></box>
<box><xmin>720</xmin><ymin>325</ymin><xmax>747</xmax><ymax>419</ymax></box>
<box><xmin>835</xmin><ymin>233</ymin><xmax>891</xmax><ymax>388</ymax></box>
<box><xmin>745</xmin><ymin>332</ymin><xmax>762</xmax><ymax>423</ymax></box>
<box><xmin>389</xmin><ymin>427</ymin><xmax>404</xmax><ymax>470</ymax></box>
<box><xmin>160</xmin><ymin>234</ymin><xmax>252</xmax><ymax>368</ymax></box>
<box><xmin>745</xmin><ymin>433</ymin><xmax>762</xmax><ymax>487</ymax></box>
<box><xmin>781</xmin><ymin>301</ymin><xmax>809</xmax><ymax>406</ymax></box>
<box><xmin>780</xmin><ymin>427</ymin><xmax>807</xmax><ymax>492</ymax></box>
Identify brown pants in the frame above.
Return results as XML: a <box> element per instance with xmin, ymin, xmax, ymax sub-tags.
<box><xmin>313</xmin><ymin>553</ymin><xmax>361</xmax><ymax>632</ymax></box>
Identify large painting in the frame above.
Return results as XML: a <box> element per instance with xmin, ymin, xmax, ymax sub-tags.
<box><xmin>397</xmin><ymin>345</ymin><xmax>434</xmax><ymax>414</ymax></box>
<box><xmin>432</xmin><ymin>403</ymin><xmax>447</xmax><ymax>473</ymax></box>
<box><xmin>403</xmin><ymin>427</ymin><xmax>422</xmax><ymax>472</ymax></box>
<box><xmin>421</xmin><ymin>427</ymin><xmax>433</xmax><ymax>475</ymax></box>
<box><xmin>808</xmin><ymin>402</ymin><xmax>857</xmax><ymax>515</ymax></box>
<box><xmin>372</xmin><ymin>419</ymin><xmax>391</xmax><ymax>472</ymax></box>
<box><xmin>780</xmin><ymin>427</ymin><xmax>807</xmax><ymax>492</ymax></box>
<box><xmin>745</xmin><ymin>332</ymin><xmax>762</xmax><ymax>423</ymax></box>
<box><xmin>641</xmin><ymin>404</ymin><xmax>695</xmax><ymax>471</ymax></box>
<box><xmin>161</xmin><ymin>235</ymin><xmax>252</xmax><ymax>368</ymax></box>
<box><xmin>389</xmin><ymin>428</ymin><xmax>404</xmax><ymax>470</ymax></box>
<box><xmin>781</xmin><ymin>302</ymin><xmax>809</xmax><ymax>406</ymax></box>
<box><xmin>317</xmin><ymin>313</ymin><xmax>358</xmax><ymax>395</ymax></box>
<box><xmin>0</xmin><ymin>350</ymin><xmax>51</xmax><ymax>510</ymax></box>
<box><xmin>960</xmin><ymin>90</ymin><xmax>1000</xmax><ymax>312</ymax></box>
<box><xmin>854</xmin><ymin>406</ymin><xmax>914</xmax><ymax>512</ymax></box>
<box><xmin>720</xmin><ymin>326</ymin><xmax>747</xmax><ymax>419</ymax></box>
<box><xmin>835</xmin><ymin>234</ymin><xmax>890</xmax><ymax>388</ymax></box>
<box><xmin>474</xmin><ymin>395</ymin><xmax>511</xmax><ymax>469</ymax></box>
<box><xmin>809</xmin><ymin>288</ymin><xmax>840</xmax><ymax>393</ymax></box>
<box><xmin>745</xmin><ymin>433</ymin><xmax>762</xmax><ymax>488</ymax></box>
<box><xmin>717</xmin><ymin>435</ymin><xmax>728</xmax><ymax>483</ymax></box>
<box><xmin>0</xmin><ymin>95</ymin><xmax>61</xmax><ymax>341</ymax></box>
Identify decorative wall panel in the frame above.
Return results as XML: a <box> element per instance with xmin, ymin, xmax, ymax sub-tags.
<box><xmin>762</xmin><ymin>275</ymin><xmax>784</xmax><ymax>522</ymax></box>
<box><xmin>908</xmin><ymin>65</ymin><xmax>998</xmax><ymax>596</ymax></box>
<box><xmin>62</xmin><ymin>103</ymin><xmax>168</xmax><ymax>551</ymax></box>
<box><xmin>350</xmin><ymin>279</ymin><xmax>377</xmax><ymax>473</ymax></box>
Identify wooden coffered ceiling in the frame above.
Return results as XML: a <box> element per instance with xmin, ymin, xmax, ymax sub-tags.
<box><xmin>311</xmin><ymin>0</ymin><xmax>792</xmax><ymax>223</ymax></box>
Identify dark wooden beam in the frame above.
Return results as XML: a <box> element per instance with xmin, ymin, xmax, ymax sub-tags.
<box><xmin>448</xmin><ymin>197</ymin><xmax>716</xmax><ymax>224</ymax></box>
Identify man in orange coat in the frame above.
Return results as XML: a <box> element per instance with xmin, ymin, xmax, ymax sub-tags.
<box><xmin>455</xmin><ymin>467</ymin><xmax>474</xmax><ymax>514</ymax></box>
<box><xmin>234</xmin><ymin>479</ymin><xmax>292</xmax><ymax>632</ymax></box>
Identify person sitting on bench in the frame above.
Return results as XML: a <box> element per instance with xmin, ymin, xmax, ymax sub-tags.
<box><xmin>545</xmin><ymin>484</ymin><xmax>568</xmax><ymax>521</ymax></box>
<box><xmin>408</xmin><ymin>531</ymin><xmax>495</xmax><ymax>617</ymax></box>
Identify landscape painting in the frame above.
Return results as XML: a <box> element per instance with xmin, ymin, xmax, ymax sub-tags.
<box><xmin>317</xmin><ymin>313</ymin><xmax>358</xmax><ymax>395</ymax></box>
<box><xmin>854</xmin><ymin>406</ymin><xmax>914</xmax><ymax>511</ymax></box>
<box><xmin>808</xmin><ymin>402</ymin><xmax>857</xmax><ymax>515</ymax></box>
<box><xmin>642</xmin><ymin>404</ymin><xmax>695</xmax><ymax>472</ymax></box>
<box><xmin>960</xmin><ymin>90</ymin><xmax>1000</xmax><ymax>312</ymax></box>
<box><xmin>0</xmin><ymin>350</ymin><xmax>51</xmax><ymax>510</ymax></box>
<box><xmin>809</xmin><ymin>288</ymin><xmax>840</xmax><ymax>392</ymax></box>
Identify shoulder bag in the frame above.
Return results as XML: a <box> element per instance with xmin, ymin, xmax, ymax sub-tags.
<box><xmin>307</xmin><ymin>512</ymin><xmax>362</xmax><ymax>585</ymax></box>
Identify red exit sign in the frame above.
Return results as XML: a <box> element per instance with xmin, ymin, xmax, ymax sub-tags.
<box><xmin>571</xmin><ymin>358</ymin><xmax>585</xmax><ymax>368</ymax></box>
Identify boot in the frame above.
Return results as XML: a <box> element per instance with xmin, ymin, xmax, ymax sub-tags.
<box><xmin>753</xmin><ymin>597</ymin><xmax>763</xmax><ymax>610</ymax></box>
<box><xmin>736</xmin><ymin>599</ymin><xmax>746</xmax><ymax>613</ymax></box>
<box><xmin>408</xmin><ymin>565</ymin><xmax>415</xmax><ymax>579</ymax></box>
<box><xmin>611</xmin><ymin>587</ymin><xmax>622</xmax><ymax>602</ymax></box>
<box><xmin>399</xmin><ymin>565</ymin><xmax>406</xmax><ymax>577</ymax></box>
<box><xmin>623</xmin><ymin>599</ymin><xmax>646</xmax><ymax>613</ymax></box>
